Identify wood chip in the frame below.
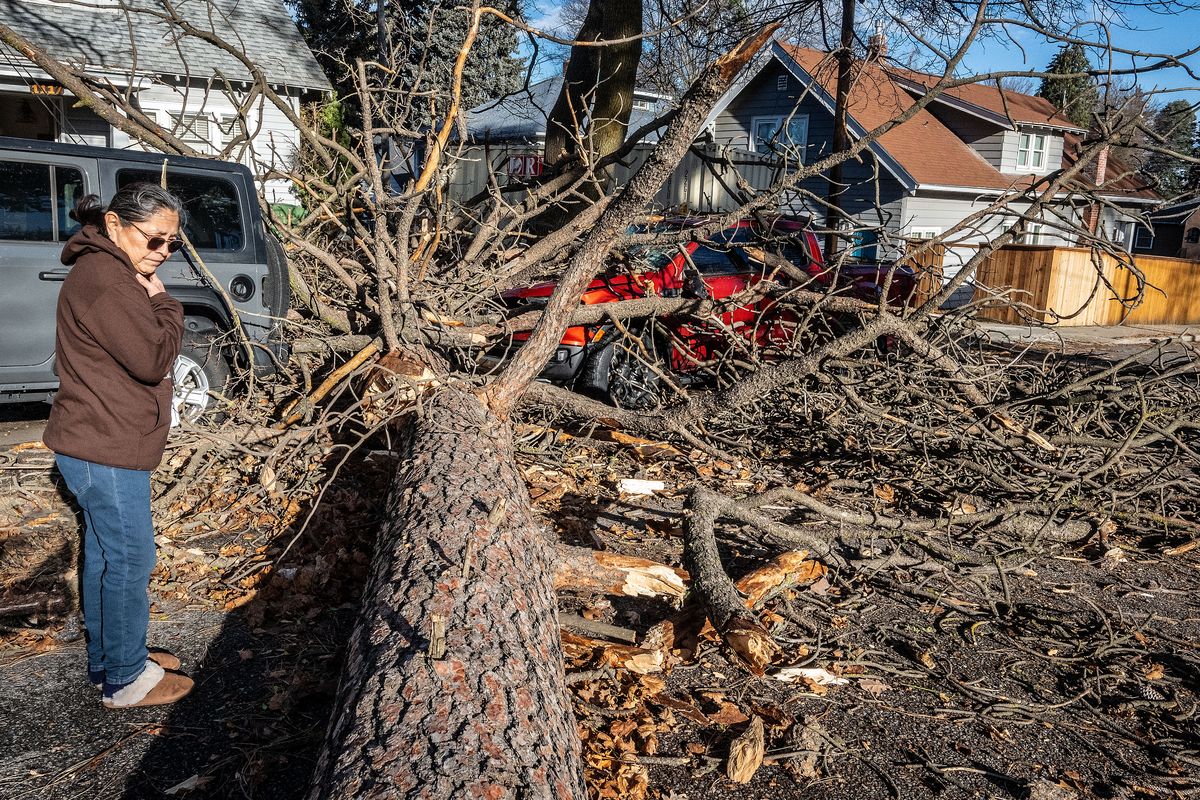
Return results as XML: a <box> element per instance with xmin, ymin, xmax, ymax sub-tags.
<box><xmin>617</xmin><ymin>479</ymin><xmax>666</xmax><ymax>496</ymax></box>
<box><xmin>726</xmin><ymin>716</ymin><xmax>765</xmax><ymax>784</ymax></box>
<box><xmin>774</xmin><ymin>666</ymin><xmax>849</xmax><ymax>686</ymax></box>
<box><xmin>709</xmin><ymin>700</ymin><xmax>750</xmax><ymax>726</ymax></box>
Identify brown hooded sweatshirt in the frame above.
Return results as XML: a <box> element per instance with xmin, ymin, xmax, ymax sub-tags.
<box><xmin>43</xmin><ymin>225</ymin><xmax>184</xmax><ymax>471</ymax></box>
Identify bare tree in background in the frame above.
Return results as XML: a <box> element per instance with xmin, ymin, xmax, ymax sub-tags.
<box><xmin>3</xmin><ymin>0</ymin><xmax>1200</xmax><ymax>796</ymax></box>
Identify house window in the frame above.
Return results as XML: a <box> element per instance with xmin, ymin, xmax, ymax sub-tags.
<box><xmin>1016</xmin><ymin>133</ymin><xmax>1047</xmax><ymax>170</ymax></box>
<box><xmin>1111</xmin><ymin>222</ymin><xmax>1132</xmax><ymax>248</ymax></box>
<box><xmin>217</xmin><ymin>116</ymin><xmax>242</xmax><ymax>145</ymax></box>
<box><xmin>631</xmin><ymin>98</ymin><xmax>654</xmax><ymax>111</ymax></box>
<box><xmin>1133</xmin><ymin>226</ymin><xmax>1154</xmax><ymax>250</ymax></box>
<box><xmin>750</xmin><ymin>114</ymin><xmax>808</xmax><ymax>157</ymax></box>
<box><xmin>1185</xmin><ymin>228</ymin><xmax>1200</xmax><ymax>244</ymax></box>
<box><xmin>215</xmin><ymin>116</ymin><xmax>255</xmax><ymax>164</ymax></box>
<box><xmin>777</xmin><ymin>74</ymin><xmax>788</xmax><ymax>92</ymax></box>
<box><xmin>1021</xmin><ymin>223</ymin><xmax>1045</xmax><ymax>244</ymax></box>
<box><xmin>908</xmin><ymin>228</ymin><xmax>941</xmax><ymax>240</ymax></box>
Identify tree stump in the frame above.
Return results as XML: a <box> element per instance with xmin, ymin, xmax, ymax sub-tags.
<box><xmin>308</xmin><ymin>388</ymin><xmax>585</xmax><ymax>799</ymax></box>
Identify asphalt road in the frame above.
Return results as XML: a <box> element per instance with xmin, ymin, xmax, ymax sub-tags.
<box><xmin>0</xmin><ymin>403</ymin><xmax>50</xmax><ymax>447</ymax></box>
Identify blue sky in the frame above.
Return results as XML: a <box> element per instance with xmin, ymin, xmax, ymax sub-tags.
<box><xmin>959</xmin><ymin>6</ymin><xmax>1200</xmax><ymax>101</ymax></box>
<box><xmin>524</xmin><ymin>2</ymin><xmax>1199</xmax><ymax>102</ymax></box>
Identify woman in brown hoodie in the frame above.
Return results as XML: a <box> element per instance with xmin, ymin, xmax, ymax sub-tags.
<box><xmin>45</xmin><ymin>183</ymin><xmax>195</xmax><ymax>708</ymax></box>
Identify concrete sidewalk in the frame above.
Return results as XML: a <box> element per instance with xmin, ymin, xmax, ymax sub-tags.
<box><xmin>976</xmin><ymin>321</ymin><xmax>1199</xmax><ymax>351</ymax></box>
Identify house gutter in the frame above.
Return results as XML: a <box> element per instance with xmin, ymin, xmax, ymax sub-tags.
<box><xmin>916</xmin><ymin>182</ymin><xmax>1161</xmax><ymax>205</ymax></box>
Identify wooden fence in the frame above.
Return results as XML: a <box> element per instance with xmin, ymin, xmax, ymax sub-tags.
<box><xmin>898</xmin><ymin>242</ymin><xmax>946</xmax><ymax>307</ymax></box>
<box><xmin>972</xmin><ymin>245</ymin><xmax>1200</xmax><ymax>326</ymax></box>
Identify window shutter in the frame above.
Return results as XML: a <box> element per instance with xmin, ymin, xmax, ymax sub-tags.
<box><xmin>169</xmin><ymin>113</ymin><xmax>213</xmax><ymax>150</ymax></box>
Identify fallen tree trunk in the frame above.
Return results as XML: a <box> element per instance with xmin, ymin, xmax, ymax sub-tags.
<box><xmin>308</xmin><ymin>387</ymin><xmax>585</xmax><ymax>799</ymax></box>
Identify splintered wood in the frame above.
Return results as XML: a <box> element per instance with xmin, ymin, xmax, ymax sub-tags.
<box><xmin>737</xmin><ymin>550</ymin><xmax>826</xmax><ymax>607</ymax></box>
<box><xmin>553</xmin><ymin>549</ymin><xmax>686</xmax><ymax>599</ymax></box>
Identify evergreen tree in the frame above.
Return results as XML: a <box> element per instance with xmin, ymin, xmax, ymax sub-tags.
<box><xmin>389</xmin><ymin>0</ymin><xmax>524</xmax><ymax>123</ymax></box>
<box><xmin>289</xmin><ymin>0</ymin><xmax>523</xmax><ymax>126</ymax></box>
<box><xmin>1037</xmin><ymin>43</ymin><xmax>1100</xmax><ymax>129</ymax></box>
<box><xmin>1142</xmin><ymin>100</ymin><xmax>1199</xmax><ymax>199</ymax></box>
<box><xmin>288</xmin><ymin>0</ymin><xmax>374</xmax><ymax>91</ymax></box>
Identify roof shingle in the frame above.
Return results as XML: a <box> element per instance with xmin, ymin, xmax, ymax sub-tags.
<box><xmin>0</xmin><ymin>0</ymin><xmax>330</xmax><ymax>91</ymax></box>
<box><xmin>778</xmin><ymin>44</ymin><xmax>1015</xmax><ymax>191</ymax></box>
<box><xmin>885</xmin><ymin>67</ymin><xmax>1082</xmax><ymax>130</ymax></box>
<box><xmin>775</xmin><ymin>44</ymin><xmax>1153</xmax><ymax>200</ymax></box>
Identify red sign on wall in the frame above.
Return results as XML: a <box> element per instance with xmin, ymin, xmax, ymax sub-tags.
<box><xmin>507</xmin><ymin>154</ymin><xmax>542</xmax><ymax>178</ymax></box>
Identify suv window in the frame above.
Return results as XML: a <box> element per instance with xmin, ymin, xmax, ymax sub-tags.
<box><xmin>117</xmin><ymin>169</ymin><xmax>244</xmax><ymax>251</ymax></box>
<box><xmin>0</xmin><ymin>161</ymin><xmax>85</xmax><ymax>242</ymax></box>
<box><xmin>56</xmin><ymin>166</ymin><xmax>85</xmax><ymax>241</ymax></box>
<box><xmin>689</xmin><ymin>245</ymin><xmax>743</xmax><ymax>275</ymax></box>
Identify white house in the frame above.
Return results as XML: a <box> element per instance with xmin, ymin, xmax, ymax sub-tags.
<box><xmin>0</xmin><ymin>0</ymin><xmax>331</xmax><ymax>202</ymax></box>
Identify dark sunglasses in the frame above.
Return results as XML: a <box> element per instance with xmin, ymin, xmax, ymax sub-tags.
<box><xmin>127</xmin><ymin>220</ymin><xmax>185</xmax><ymax>253</ymax></box>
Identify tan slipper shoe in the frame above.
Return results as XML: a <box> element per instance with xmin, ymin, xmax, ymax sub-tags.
<box><xmin>102</xmin><ymin>661</ymin><xmax>195</xmax><ymax>708</ymax></box>
<box><xmin>91</xmin><ymin>649</ymin><xmax>181</xmax><ymax>689</ymax></box>
<box><xmin>148</xmin><ymin>648</ymin><xmax>181</xmax><ymax>671</ymax></box>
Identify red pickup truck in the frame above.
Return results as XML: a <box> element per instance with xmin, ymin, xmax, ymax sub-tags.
<box><xmin>496</xmin><ymin>216</ymin><xmax>916</xmax><ymax>408</ymax></box>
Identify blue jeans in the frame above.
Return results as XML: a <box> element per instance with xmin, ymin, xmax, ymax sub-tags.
<box><xmin>55</xmin><ymin>454</ymin><xmax>155</xmax><ymax>687</ymax></box>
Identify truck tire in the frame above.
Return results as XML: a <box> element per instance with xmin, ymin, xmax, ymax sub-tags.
<box><xmin>172</xmin><ymin>331</ymin><xmax>232</xmax><ymax>425</ymax></box>
<box><xmin>604</xmin><ymin>324</ymin><xmax>668</xmax><ymax>411</ymax></box>
<box><xmin>263</xmin><ymin>234</ymin><xmax>292</xmax><ymax>320</ymax></box>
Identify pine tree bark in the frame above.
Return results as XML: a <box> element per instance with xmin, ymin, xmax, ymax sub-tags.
<box><xmin>543</xmin><ymin>0</ymin><xmax>644</xmax><ymax>170</ymax></box>
<box><xmin>308</xmin><ymin>387</ymin><xmax>585</xmax><ymax>799</ymax></box>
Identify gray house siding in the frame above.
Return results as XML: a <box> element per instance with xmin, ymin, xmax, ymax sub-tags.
<box><xmin>996</xmin><ymin>128</ymin><xmax>1064</xmax><ymax>175</ymax></box>
<box><xmin>712</xmin><ymin>61</ymin><xmax>803</xmax><ymax>149</ymax></box>
<box><xmin>446</xmin><ymin>142</ymin><xmax>785</xmax><ymax>214</ymax></box>
<box><xmin>59</xmin><ymin>104</ymin><xmax>111</xmax><ymax>148</ymax></box>
<box><xmin>973</xmin><ymin>131</ymin><xmax>1007</xmax><ymax>169</ymax></box>
<box><xmin>919</xmin><ymin>104</ymin><xmax>997</xmax><ymax>142</ymax></box>
<box><xmin>902</xmin><ymin>192</ymin><xmax>1081</xmax><ymax>249</ymax></box>
<box><xmin>714</xmin><ymin>59</ymin><xmax>908</xmax><ymax>239</ymax></box>
<box><xmin>898</xmin><ymin>191</ymin><xmax>1145</xmax><ymax>305</ymax></box>
<box><xmin>920</xmin><ymin>104</ymin><xmax>1017</xmax><ymax>172</ymax></box>
<box><xmin>915</xmin><ymin>99</ymin><xmax>1067</xmax><ymax>177</ymax></box>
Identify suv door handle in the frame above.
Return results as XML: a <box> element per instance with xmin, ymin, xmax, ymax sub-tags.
<box><xmin>39</xmin><ymin>270</ymin><xmax>70</xmax><ymax>281</ymax></box>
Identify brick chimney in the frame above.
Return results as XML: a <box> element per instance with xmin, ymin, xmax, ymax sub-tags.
<box><xmin>867</xmin><ymin>21</ymin><xmax>888</xmax><ymax>61</ymax></box>
<box><xmin>1093</xmin><ymin>145</ymin><xmax>1109</xmax><ymax>186</ymax></box>
<box><xmin>1085</xmin><ymin>145</ymin><xmax>1110</xmax><ymax>233</ymax></box>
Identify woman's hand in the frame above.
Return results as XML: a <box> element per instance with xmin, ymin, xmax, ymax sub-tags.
<box><xmin>136</xmin><ymin>272</ymin><xmax>166</xmax><ymax>297</ymax></box>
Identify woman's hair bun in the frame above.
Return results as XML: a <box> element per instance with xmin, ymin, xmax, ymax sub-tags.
<box><xmin>70</xmin><ymin>194</ymin><xmax>106</xmax><ymax>228</ymax></box>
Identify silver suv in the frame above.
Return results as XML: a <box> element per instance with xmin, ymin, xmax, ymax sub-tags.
<box><xmin>0</xmin><ymin>137</ymin><xmax>289</xmax><ymax>421</ymax></box>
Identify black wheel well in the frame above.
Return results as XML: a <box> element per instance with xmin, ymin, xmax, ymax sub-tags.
<box><xmin>182</xmin><ymin>311</ymin><xmax>227</xmax><ymax>338</ymax></box>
